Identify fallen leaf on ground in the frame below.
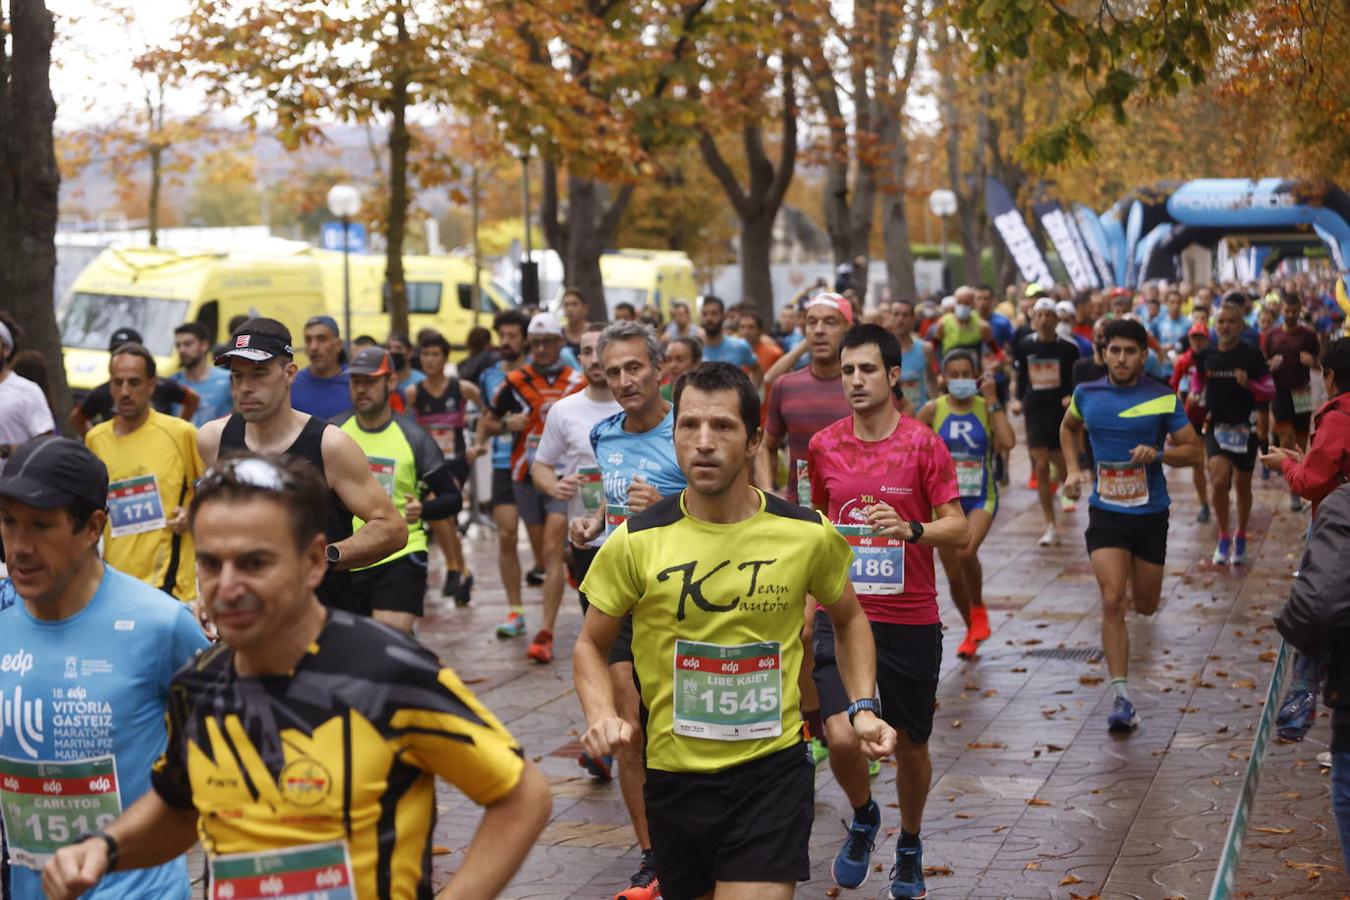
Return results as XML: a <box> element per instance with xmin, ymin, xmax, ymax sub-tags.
<box><xmin>1060</xmin><ymin>874</ymin><xmax>1085</xmax><ymax>885</ymax></box>
<box><xmin>1025</xmin><ymin>861</ymin><xmax>1040</xmax><ymax>870</ymax></box>
<box><xmin>1079</xmin><ymin>674</ymin><xmax>1104</xmax><ymax>685</ymax></box>
<box><xmin>1231</xmin><ymin>678</ymin><xmax>1257</xmax><ymax>689</ymax></box>
<box><xmin>966</xmin><ymin>741</ymin><xmax>1005</xmax><ymax>750</ymax></box>
<box><xmin>1011</xmin><ymin>667</ymin><xmax>1027</xmax><ymax>673</ymax></box>
<box><xmin>1259</xmin><ymin>650</ymin><xmax>1278</xmax><ymax>663</ymax></box>
<box><xmin>924</xmin><ymin>865</ymin><xmax>954</xmax><ymax>876</ymax></box>
<box><xmin>955</xmin><ymin>812</ymin><xmax>974</xmax><ymax>819</ymax></box>
<box><xmin>992</xmin><ymin>825</ymin><xmax>1008</xmax><ymax>833</ymax></box>
<box><xmin>951</xmin><ymin>719</ymin><xmax>962</xmax><ymax>728</ymax></box>
<box><xmin>1215</xmin><ymin>670</ymin><xmax>1229</xmax><ymax>677</ymax></box>
<box><xmin>1046</xmin><ymin>744</ymin><xmax>1065</xmax><ymax>752</ymax></box>
<box><xmin>1022</xmin><ymin>638</ymin><xmax>1043</xmax><ymax>646</ymax></box>
<box><xmin>1027</xmin><ymin>798</ymin><xmax>1053</xmax><ymax>807</ymax></box>
<box><xmin>432</xmin><ymin>845</ymin><xmax>455</xmax><ymax>855</ymax></box>
<box><xmin>826</xmin><ymin>889</ymin><xmax>840</xmax><ymax>898</ymax></box>
<box><xmin>983</xmin><ymin>689</ymin><xmax>998</xmax><ymax>698</ymax></box>
<box><xmin>460</xmin><ymin>677</ymin><xmax>486</xmax><ymax>685</ymax></box>
<box><xmin>1253</xmin><ymin>826</ymin><xmax>1295</xmax><ymax>834</ymax></box>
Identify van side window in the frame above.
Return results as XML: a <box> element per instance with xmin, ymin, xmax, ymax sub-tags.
<box><xmin>457</xmin><ymin>283</ymin><xmax>473</xmax><ymax>311</ymax></box>
<box><xmin>198</xmin><ymin>300</ymin><xmax>220</xmax><ymax>344</ymax></box>
<box><xmin>382</xmin><ymin>282</ymin><xmax>441</xmax><ymax>314</ymax></box>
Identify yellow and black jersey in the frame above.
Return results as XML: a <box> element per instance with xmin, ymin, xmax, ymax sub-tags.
<box><xmin>151</xmin><ymin>610</ymin><xmax>524</xmax><ymax>899</ymax></box>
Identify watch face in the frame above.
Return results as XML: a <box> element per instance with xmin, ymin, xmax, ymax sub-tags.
<box><xmin>325</xmin><ymin>545</ymin><xmax>341</xmax><ymax>563</ymax></box>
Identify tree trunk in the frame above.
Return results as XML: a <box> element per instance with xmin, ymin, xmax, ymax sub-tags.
<box><xmin>882</xmin><ymin>132</ymin><xmax>916</xmax><ymax>302</ymax></box>
<box><xmin>564</xmin><ymin>177</ymin><xmax>607</xmax><ymax>319</ymax></box>
<box><xmin>740</xmin><ymin>214</ymin><xmax>775</xmax><ymax>316</ymax></box>
<box><xmin>0</xmin><ymin>0</ymin><xmax>68</xmax><ymax>423</ymax></box>
<box><xmin>383</xmin><ymin>7</ymin><xmax>411</xmax><ymax>339</ymax></box>
<box><xmin>148</xmin><ymin>145</ymin><xmax>162</xmax><ymax>247</ymax></box>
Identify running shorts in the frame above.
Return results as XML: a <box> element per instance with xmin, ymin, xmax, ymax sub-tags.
<box><xmin>1203</xmin><ymin>426</ymin><xmax>1258</xmax><ymax>472</ymax></box>
<box><xmin>644</xmin><ymin>742</ymin><xmax>814</xmax><ymax>899</ymax></box>
<box><xmin>572</xmin><ymin>544</ymin><xmax>634</xmax><ymax>667</ymax></box>
<box><xmin>490</xmin><ymin>467</ymin><xmax>516</xmax><ymax>508</ymax></box>
<box><xmin>350</xmin><ymin>550</ymin><xmax>428</xmax><ymax>616</ymax></box>
<box><xmin>1084</xmin><ymin>506</ymin><xmax>1168</xmax><ymax>567</ymax></box>
<box><xmin>1025</xmin><ymin>412</ymin><xmax>1064</xmax><ymax>450</ymax></box>
<box><xmin>513</xmin><ymin>478</ymin><xmax>567</xmax><ymax>527</ymax></box>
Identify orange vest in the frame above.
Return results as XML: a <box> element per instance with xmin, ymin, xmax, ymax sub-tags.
<box><xmin>504</xmin><ymin>364</ymin><xmax>586</xmax><ymax>480</ymax></box>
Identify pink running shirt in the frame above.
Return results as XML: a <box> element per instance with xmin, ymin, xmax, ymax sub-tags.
<box><xmin>807</xmin><ymin>415</ymin><xmax>959</xmax><ymax>625</ymax></box>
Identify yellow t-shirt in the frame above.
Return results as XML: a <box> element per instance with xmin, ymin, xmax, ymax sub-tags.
<box><xmin>86</xmin><ymin>410</ymin><xmax>203</xmax><ymax>601</ymax></box>
<box><xmin>580</xmin><ymin>488</ymin><xmax>853</xmax><ymax>774</ymax></box>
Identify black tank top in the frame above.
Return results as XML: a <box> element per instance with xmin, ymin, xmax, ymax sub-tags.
<box><xmin>411</xmin><ymin>378</ymin><xmax>467</xmax><ymax>460</ymax></box>
<box><xmin>218</xmin><ymin>414</ymin><xmax>358</xmax><ymax>613</ymax></box>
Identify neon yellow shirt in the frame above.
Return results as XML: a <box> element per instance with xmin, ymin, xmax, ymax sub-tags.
<box><xmin>580</xmin><ymin>488</ymin><xmax>853</xmax><ymax>773</ymax></box>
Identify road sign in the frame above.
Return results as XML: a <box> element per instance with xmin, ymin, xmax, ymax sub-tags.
<box><xmin>321</xmin><ymin>221</ymin><xmax>367</xmax><ymax>254</ymax></box>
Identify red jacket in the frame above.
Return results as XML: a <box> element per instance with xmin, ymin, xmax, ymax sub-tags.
<box><xmin>1282</xmin><ymin>391</ymin><xmax>1350</xmax><ymax>514</ymax></box>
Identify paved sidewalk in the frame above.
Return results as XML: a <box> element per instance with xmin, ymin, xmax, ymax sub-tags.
<box><xmin>416</xmin><ymin>455</ymin><xmax>1343</xmax><ymax>898</ymax></box>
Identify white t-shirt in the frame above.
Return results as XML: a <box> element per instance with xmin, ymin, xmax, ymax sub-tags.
<box><xmin>534</xmin><ymin>389</ymin><xmax>621</xmax><ymax>543</ymax></box>
<box><xmin>0</xmin><ymin>372</ymin><xmax>55</xmax><ymax>474</ymax></box>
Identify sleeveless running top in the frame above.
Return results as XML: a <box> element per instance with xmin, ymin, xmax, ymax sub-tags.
<box><xmin>412</xmin><ymin>378</ymin><xmax>467</xmax><ymax>460</ymax></box>
<box><xmin>898</xmin><ymin>339</ymin><xmax>930</xmax><ymax>411</ymax></box>
<box><xmin>938</xmin><ymin>312</ymin><xmax>985</xmax><ymax>359</ymax></box>
<box><xmin>932</xmin><ymin>395</ymin><xmax>996</xmax><ymax>514</ymax></box>
<box><xmin>218</xmin><ymin>414</ymin><xmax>357</xmax><ymax>612</ymax></box>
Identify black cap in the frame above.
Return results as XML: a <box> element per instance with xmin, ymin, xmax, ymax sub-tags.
<box><xmin>0</xmin><ymin>437</ymin><xmax>108</xmax><ymax>510</ymax></box>
<box><xmin>214</xmin><ymin>331</ymin><xmax>295</xmax><ymax>365</ymax></box>
<box><xmin>109</xmin><ymin>327</ymin><xmax>142</xmax><ymax>351</ymax></box>
<box><xmin>347</xmin><ymin>346</ymin><xmax>394</xmax><ymax>376</ymax></box>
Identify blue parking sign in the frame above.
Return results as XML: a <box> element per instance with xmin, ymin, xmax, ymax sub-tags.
<box><xmin>321</xmin><ymin>221</ymin><xmax>367</xmax><ymax>253</ymax></box>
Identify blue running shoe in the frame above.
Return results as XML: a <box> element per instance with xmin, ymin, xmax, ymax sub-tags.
<box><xmin>1212</xmin><ymin>536</ymin><xmax>1231</xmax><ymax>566</ymax></box>
<box><xmin>1107</xmin><ymin>695</ymin><xmax>1140</xmax><ymax>733</ymax></box>
<box><xmin>888</xmin><ymin>840</ymin><xmax>927</xmax><ymax>899</ymax></box>
<box><xmin>1232</xmin><ymin>534</ymin><xmax>1248</xmax><ymax>565</ymax></box>
<box><xmin>831</xmin><ymin>804</ymin><xmax>880</xmax><ymax>889</ymax></box>
<box><xmin>1276</xmin><ymin>686</ymin><xmax>1316</xmax><ymax>742</ymax></box>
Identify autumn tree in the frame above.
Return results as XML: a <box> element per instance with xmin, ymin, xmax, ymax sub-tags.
<box><xmin>453</xmin><ymin>1</ymin><xmax>712</xmax><ymax>320</ymax></box>
<box><xmin>177</xmin><ymin>0</ymin><xmax>460</xmax><ymax>337</ymax></box>
<box><xmin>0</xmin><ymin>0</ymin><xmax>69</xmax><ymax>420</ymax></box>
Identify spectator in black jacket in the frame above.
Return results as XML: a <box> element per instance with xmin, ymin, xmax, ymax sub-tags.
<box><xmin>1275</xmin><ymin>482</ymin><xmax>1350</xmax><ymax>874</ymax></box>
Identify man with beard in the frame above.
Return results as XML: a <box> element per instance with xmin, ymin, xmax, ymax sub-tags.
<box><xmin>1061</xmin><ymin>318</ymin><xmax>1201</xmax><ymax>732</ymax></box>
<box><xmin>196</xmin><ymin>317</ymin><xmax>405</xmax><ymax>614</ymax></box>
<box><xmin>170</xmin><ymin>322</ymin><xmax>233</xmax><ymax>425</ymax></box>
<box><xmin>699</xmin><ymin>295</ymin><xmax>762</xmax><ymax>383</ymax></box>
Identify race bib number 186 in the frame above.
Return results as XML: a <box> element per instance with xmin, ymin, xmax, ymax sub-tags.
<box><xmin>836</xmin><ymin>524</ymin><xmax>905</xmax><ymax>595</ymax></box>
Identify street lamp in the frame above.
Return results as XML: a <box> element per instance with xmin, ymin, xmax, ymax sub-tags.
<box><xmin>326</xmin><ymin>183</ymin><xmax>362</xmax><ymax>342</ymax></box>
<box><xmin>928</xmin><ymin>189</ymin><xmax>958</xmax><ymax>292</ymax></box>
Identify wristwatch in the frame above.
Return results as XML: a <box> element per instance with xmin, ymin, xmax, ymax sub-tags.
<box><xmin>906</xmin><ymin>520</ymin><xmax>925</xmax><ymax>544</ymax></box>
<box><xmin>987</xmin><ymin>402</ymin><xmax>1004</xmax><ymax>414</ymax></box>
<box><xmin>847</xmin><ymin>698</ymin><xmax>882</xmax><ymax>724</ymax></box>
<box><xmin>80</xmin><ymin>831</ymin><xmax>119</xmax><ymax>872</ymax></box>
<box><xmin>325</xmin><ymin>544</ymin><xmax>342</xmax><ymax>566</ymax></box>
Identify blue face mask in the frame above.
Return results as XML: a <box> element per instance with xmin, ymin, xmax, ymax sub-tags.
<box><xmin>948</xmin><ymin>378</ymin><xmax>978</xmax><ymax>399</ymax></box>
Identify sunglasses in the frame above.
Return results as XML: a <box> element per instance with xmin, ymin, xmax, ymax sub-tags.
<box><xmin>195</xmin><ymin>457</ymin><xmax>298</xmax><ymax>494</ymax></box>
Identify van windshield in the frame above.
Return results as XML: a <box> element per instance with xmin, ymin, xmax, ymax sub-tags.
<box><xmin>60</xmin><ymin>292</ymin><xmax>190</xmax><ymax>357</ymax></box>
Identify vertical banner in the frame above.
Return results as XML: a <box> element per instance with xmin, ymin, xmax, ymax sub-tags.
<box><xmin>1034</xmin><ymin>201</ymin><xmax>1099</xmax><ymax>290</ymax></box>
<box><xmin>985</xmin><ymin>177</ymin><xmax>1055</xmax><ymax>286</ymax></box>
<box><xmin>1072</xmin><ymin>203</ymin><xmax>1117</xmax><ymax>287</ymax></box>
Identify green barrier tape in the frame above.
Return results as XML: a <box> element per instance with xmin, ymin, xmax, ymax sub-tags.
<box><xmin>1208</xmin><ymin>639</ymin><xmax>1292</xmax><ymax>900</ymax></box>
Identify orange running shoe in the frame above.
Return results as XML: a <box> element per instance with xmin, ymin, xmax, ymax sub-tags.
<box><xmin>615</xmin><ymin>852</ymin><xmax>660</xmax><ymax>900</ymax></box>
<box><xmin>970</xmin><ymin>605</ymin><xmax>991</xmax><ymax>643</ymax></box>
<box><xmin>527</xmin><ymin>629</ymin><xmax>554</xmax><ymax>664</ymax></box>
<box><xmin>957</xmin><ymin>632</ymin><xmax>979</xmax><ymax>659</ymax></box>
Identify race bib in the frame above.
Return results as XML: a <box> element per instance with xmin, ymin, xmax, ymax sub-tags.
<box><xmin>952</xmin><ymin>453</ymin><xmax>985</xmax><ymax>499</ymax></box>
<box><xmin>836</xmin><ymin>524</ymin><xmax>905</xmax><ymax>595</ymax></box>
<box><xmin>795</xmin><ymin>459</ymin><xmax>811</xmax><ymax>508</ymax></box>
<box><xmin>605</xmin><ymin>503</ymin><xmax>630</xmax><ymax>533</ymax></box>
<box><xmin>1096</xmin><ymin>461</ymin><xmax>1149</xmax><ymax>508</ymax></box>
<box><xmin>525</xmin><ymin>433</ymin><xmax>542</xmax><ymax>463</ymax></box>
<box><xmin>578</xmin><ymin>466</ymin><xmax>603</xmax><ymax>513</ymax></box>
<box><xmin>1293</xmin><ymin>386</ymin><xmax>1314</xmax><ymax>415</ymax></box>
<box><xmin>106</xmin><ymin>474</ymin><xmax>165</xmax><ymax>538</ymax></box>
<box><xmin>1028</xmin><ymin>358</ymin><xmax>1060</xmax><ymax>391</ymax></box>
<box><xmin>672</xmin><ymin>640</ymin><xmax>782</xmax><ymax>741</ymax></box>
<box><xmin>900</xmin><ymin>379</ymin><xmax>922</xmax><ymax>410</ymax></box>
<box><xmin>367</xmin><ymin>456</ymin><xmax>397</xmax><ymax>498</ymax></box>
<box><xmin>1212</xmin><ymin>423</ymin><xmax>1251</xmax><ymax>454</ymax></box>
<box><xmin>0</xmin><ymin>755</ymin><xmax>121</xmax><ymax>869</ymax></box>
<box><xmin>419</xmin><ymin>411</ymin><xmax>466</xmax><ymax>459</ymax></box>
<box><xmin>209</xmin><ymin>841</ymin><xmax>357</xmax><ymax>900</ymax></box>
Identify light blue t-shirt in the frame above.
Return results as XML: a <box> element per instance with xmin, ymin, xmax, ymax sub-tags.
<box><xmin>479</xmin><ymin>361</ymin><xmax>513</xmax><ymax>469</ymax></box>
<box><xmin>0</xmin><ymin>566</ymin><xmax>208</xmax><ymax>899</ymax></box>
<box><xmin>702</xmin><ymin>335</ymin><xmax>757</xmax><ymax>368</ymax></box>
<box><xmin>171</xmin><ymin>366</ymin><xmax>233</xmax><ymax>427</ymax></box>
<box><xmin>397</xmin><ymin>368</ymin><xmax>426</xmax><ymax>394</ymax></box>
<box><xmin>589</xmin><ymin>406</ymin><xmax>686</xmax><ymax>533</ymax></box>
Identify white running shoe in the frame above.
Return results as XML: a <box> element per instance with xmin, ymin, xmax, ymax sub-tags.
<box><xmin>1038</xmin><ymin>524</ymin><xmax>1059</xmax><ymax>547</ymax></box>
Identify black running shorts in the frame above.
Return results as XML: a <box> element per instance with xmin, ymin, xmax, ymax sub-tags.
<box><xmin>350</xmin><ymin>550</ymin><xmax>428</xmax><ymax>616</ymax></box>
<box><xmin>644</xmin><ymin>742</ymin><xmax>814</xmax><ymax>899</ymax></box>
<box><xmin>1084</xmin><ymin>505</ymin><xmax>1168</xmax><ymax>567</ymax></box>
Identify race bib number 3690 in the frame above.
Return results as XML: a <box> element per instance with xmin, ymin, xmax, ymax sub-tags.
<box><xmin>836</xmin><ymin>524</ymin><xmax>905</xmax><ymax>594</ymax></box>
<box><xmin>672</xmin><ymin>640</ymin><xmax>781</xmax><ymax>741</ymax></box>
<box><xmin>209</xmin><ymin>841</ymin><xmax>357</xmax><ymax>900</ymax></box>
<box><xmin>0</xmin><ymin>755</ymin><xmax>122</xmax><ymax>869</ymax></box>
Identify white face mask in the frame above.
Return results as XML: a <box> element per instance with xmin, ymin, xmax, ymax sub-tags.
<box><xmin>1056</xmin><ymin>322</ymin><xmax>1073</xmax><ymax>339</ymax></box>
<box><xmin>954</xmin><ymin>304</ymin><xmax>973</xmax><ymax>322</ymax></box>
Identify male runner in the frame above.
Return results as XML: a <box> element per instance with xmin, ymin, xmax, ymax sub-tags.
<box><xmin>70</xmin><ymin>328</ymin><xmax>197</xmax><ymax>437</ymax></box>
<box><xmin>471</xmin><ymin>310</ymin><xmax>547</xmax><ymax>627</ymax></box>
<box><xmin>893</xmin><ymin>299</ymin><xmax>940</xmax><ymax>415</ymax></box>
<box><xmin>42</xmin><ymin>454</ymin><xmax>551</xmax><ymax>900</ymax></box>
<box><xmin>1060</xmin><ymin>318</ymin><xmax>1201</xmax><ymax>732</ymax></box>
<box><xmin>484</xmin><ymin>312</ymin><xmax>585</xmax><ymax>656</ymax></box>
<box><xmin>408</xmin><ymin>330</ymin><xmax>481</xmax><ymax>605</ymax></box>
<box><xmin>560</xmin><ymin>288</ymin><xmax>589</xmax><ymax>355</ymax></box>
<box><xmin>529</xmin><ymin>324</ymin><xmax>620</xmax><ymax>663</ymax></box>
<box><xmin>197</xmin><ymin>317</ymin><xmax>405</xmax><ymax>613</ymax></box>
<box><xmin>576</xmin><ymin>362</ymin><xmax>895</xmax><ymax>900</ymax></box>
<box><xmin>0</xmin><ymin>437</ymin><xmax>208</xmax><ymax>899</ymax></box>
<box><xmin>1012</xmin><ymin>297</ymin><xmax>1081</xmax><ymax>546</ymax></box>
<box><xmin>699</xmin><ymin>295</ymin><xmax>762</xmax><ymax>383</ymax></box>
<box><xmin>1264</xmin><ymin>290</ymin><xmax>1321</xmax><ymax>511</ymax></box>
<box><xmin>290</xmin><ymin>315</ymin><xmax>352</xmax><ymax>420</ymax></box>
<box><xmin>567</xmin><ymin>320</ymin><xmax>686</xmax><ymax>899</ymax></box>
<box><xmin>334</xmin><ymin>347</ymin><xmax>464</xmax><ymax>632</ymax></box>
<box><xmin>659</xmin><ymin>336</ymin><xmax>701</xmax><ymax>401</ymax></box>
<box><xmin>808</xmin><ymin>324</ymin><xmax>969</xmax><ymax>898</ymax></box>
<box><xmin>84</xmin><ymin>343</ymin><xmax>204</xmax><ymax>604</ymax></box>
<box><xmin>1201</xmin><ymin>302</ymin><xmax>1275</xmax><ymax>565</ymax></box>
<box><xmin>170</xmin><ymin>322</ymin><xmax>234</xmax><ymax>425</ymax></box>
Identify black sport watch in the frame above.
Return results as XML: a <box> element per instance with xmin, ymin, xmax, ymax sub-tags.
<box><xmin>325</xmin><ymin>544</ymin><xmax>342</xmax><ymax>566</ymax></box>
<box><xmin>905</xmin><ymin>520</ymin><xmax>925</xmax><ymax>544</ymax></box>
<box><xmin>847</xmin><ymin>698</ymin><xmax>882</xmax><ymax>724</ymax></box>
